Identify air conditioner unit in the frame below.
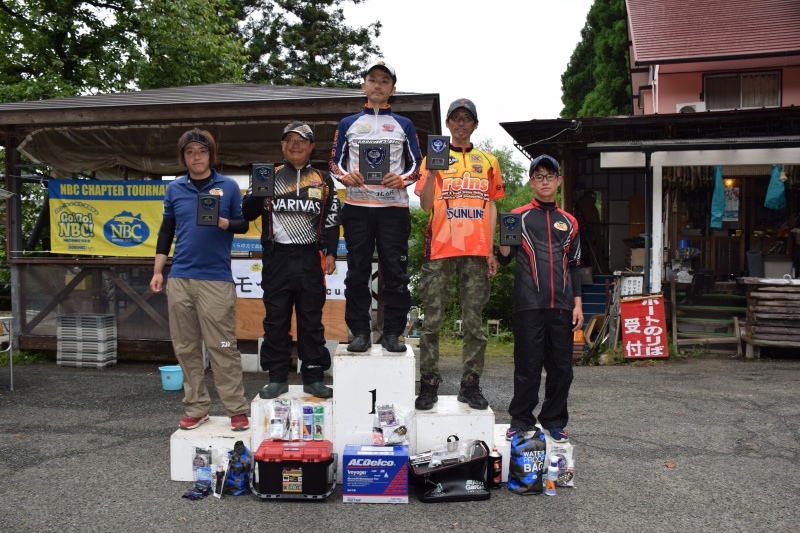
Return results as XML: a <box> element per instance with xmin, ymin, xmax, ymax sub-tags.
<box><xmin>675</xmin><ymin>101</ymin><xmax>706</xmax><ymax>113</ymax></box>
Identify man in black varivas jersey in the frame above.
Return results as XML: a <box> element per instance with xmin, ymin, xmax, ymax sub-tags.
<box><xmin>242</xmin><ymin>122</ymin><xmax>341</xmax><ymax>399</ymax></box>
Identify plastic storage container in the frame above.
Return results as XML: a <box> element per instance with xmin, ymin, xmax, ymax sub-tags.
<box><xmin>252</xmin><ymin>439</ymin><xmax>336</xmax><ymax>500</ymax></box>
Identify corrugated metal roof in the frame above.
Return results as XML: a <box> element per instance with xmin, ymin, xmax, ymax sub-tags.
<box><xmin>627</xmin><ymin>0</ymin><xmax>800</xmax><ymax>65</ymax></box>
<box><xmin>0</xmin><ymin>83</ymin><xmax>418</xmax><ymax>112</ymax></box>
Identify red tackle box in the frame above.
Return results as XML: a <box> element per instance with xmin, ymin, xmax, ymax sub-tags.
<box><xmin>251</xmin><ymin>439</ymin><xmax>337</xmax><ymax>500</ymax></box>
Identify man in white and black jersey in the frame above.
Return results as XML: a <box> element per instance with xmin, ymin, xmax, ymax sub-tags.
<box><xmin>242</xmin><ymin>121</ymin><xmax>341</xmax><ymax>399</ymax></box>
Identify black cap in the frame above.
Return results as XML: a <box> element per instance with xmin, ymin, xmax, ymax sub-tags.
<box><xmin>446</xmin><ymin>98</ymin><xmax>478</xmax><ymax>122</ymax></box>
<box><xmin>281</xmin><ymin>121</ymin><xmax>314</xmax><ymax>142</ymax></box>
<box><xmin>529</xmin><ymin>154</ymin><xmax>560</xmax><ymax>176</ymax></box>
<box><xmin>363</xmin><ymin>61</ymin><xmax>397</xmax><ymax>84</ymax></box>
<box><xmin>180</xmin><ymin>130</ymin><xmax>211</xmax><ymax>151</ymax></box>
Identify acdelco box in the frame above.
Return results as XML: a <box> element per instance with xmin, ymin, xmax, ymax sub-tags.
<box><xmin>253</xmin><ymin>439</ymin><xmax>336</xmax><ymax>500</ymax></box>
<box><xmin>343</xmin><ymin>445</ymin><xmax>408</xmax><ymax>503</ymax></box>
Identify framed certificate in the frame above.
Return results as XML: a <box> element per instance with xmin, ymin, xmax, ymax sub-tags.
<box><xmin>499</xmin><ymin>213</ymin><xmax>522</xmax><ymax>245</ymax></box>
<box><xmin>359</xmin><ymin>142</ymin><xmax>390</xmax><ymax>185</ymax></box>
<box><xmin>426</xmin><ymin>135</ymin><xmax>450</xmax><ymax>170</ymax></box>
<box><xmin>251</xmin><ymin>163</ymin><xmax>275</xmax><ymax>197</ymax></box>
<box><xmin>197</xmin><ymin>194</ymin><xmax>220</xmax><ymax>226</ymax></box>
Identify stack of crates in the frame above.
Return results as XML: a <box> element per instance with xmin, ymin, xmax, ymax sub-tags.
<box><xmin>57</xmin><ymin>314</ymin><xmax>117</xmax><ymax>368</ymax></box>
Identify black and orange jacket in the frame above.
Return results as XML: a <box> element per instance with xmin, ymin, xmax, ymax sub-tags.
<box><xmin>498</xmin><ymin>198</ymin><xmax>581</xmax><ymax>313</ymax></box>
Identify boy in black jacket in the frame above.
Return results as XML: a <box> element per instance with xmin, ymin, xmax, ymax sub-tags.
<box><xmin>498</xmin><ymin>154</ymin><xmax>583</xmax><ymax>443</ymax></box>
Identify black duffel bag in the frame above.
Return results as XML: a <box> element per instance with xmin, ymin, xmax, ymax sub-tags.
<box><xmin>409</xmin><ymin>438</ymin><xmax>491</xmax><ymax>503</ymax></box>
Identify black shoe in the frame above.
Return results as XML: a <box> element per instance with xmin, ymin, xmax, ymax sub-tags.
<box><xmin>381</xmin><ymin>335</ymin><xmax>406</xmax><ymax>352</ymax></box>
<box><xmin>457</xmin><ymin>376</ymin><xmax>489</xmax><ymax>410</ymax></box>
<box><xmin>259</xmin><ymin>382</ymin><xmax>288</xmax><ymax>399</ymax></box>
<box><xmin>303</xmin><ymin>382</ymin><xmax>333</xmax><ymax>398</ymax></box>
<box><xmin>415</xmin><ymin>376</ymin><xmax>439</xmax><ymax>410</ymax></box>
<box><xmin>347</xmin><ymin>333</ymin><xmax>371</xmax><ymax>352</ymax></box>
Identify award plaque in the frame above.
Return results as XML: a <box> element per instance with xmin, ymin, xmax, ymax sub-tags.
<box><xmin>197</xmin><ymin>194</ymin><xmax>220</xmax><ymax>226</ymax></box>
<box><xmin>426</xmin><ymin>135</ymin><xmax>450</xmax><ymax>171</ymax></box>
<box><xmin>499</xmin><ymin>213</ymin><xmax>522</xmax><ymax>245</ymax></box>
<box><xmin>251</xmin><ymin>163</ymin><xmax>275</xmax><ymax>197</ymax></box>
<box><xmin>359</xmin><ymin>142</ymin><xmax>390</xmax><ymax>185</ymax></box>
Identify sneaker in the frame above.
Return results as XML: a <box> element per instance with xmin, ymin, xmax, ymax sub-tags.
<box><xmin>259</xmin><ymin>382</ymin><xmax>288</xmax><ymax>399</ymax></box>
<box><xmin>230</xmin><ymin>413</ymin><xmax>250</xmax><ymax>431</ymax></box>
<box><xmin>303</xmin><ymin>382</ymin><xmax>333</xmax><ymax>398</ymax></box>
<box><xmin>414</xmin><ymin>376</ymin><xmax>439</xmax><ymax>410</ymax></box>
<box><xmin>505</xmin><ymin>427</ymin><xmax>521</xmax><ymax>441</ymax></box>
<box><xmin>547</xmin><ymin>427</ymin><xmax>569</xmax><ymax>442</ymax></box>
<box><xmin>178</xmin><ymin>414</ymin><xmax>209</xmax><ymax>430</ymax></box>
<box><xmin>347</xmin><ymin>333</ymin><xmax>371</xmax><ymax>352</ymax></box>
<box><xmin>381</xmin><ymin>335</ymin><xmax>405</xmax><ymax>353</ymax></box>
<box><xmin>457</xmin><ymin>376</ymin><xmax>489</xmax><ymax>410</ymax></box>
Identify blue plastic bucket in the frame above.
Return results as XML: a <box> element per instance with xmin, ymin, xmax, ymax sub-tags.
<box><xmin>159</xmin><ymin>365</ymin><xmax>183</xmax><ymax>391</ymax></box>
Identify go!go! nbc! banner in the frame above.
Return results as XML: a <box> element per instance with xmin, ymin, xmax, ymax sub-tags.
<box><xmin>49</xmin><ymin>179</ymin><xmax>264</xmax><ymax>256</ymax></box>
<box><xmin>49</xmin><ymin>180</ymin><xmax>167</xmax><ymax>256</ymax></box>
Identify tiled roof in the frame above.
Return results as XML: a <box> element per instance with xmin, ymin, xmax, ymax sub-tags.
<box><xmin>627</xmin><ymin>0</ymin><xmax>800</xmax><ymax>65</ymax></box>
<box><xmin>0</xmin><ymin>83</ymin><xmax>367</xmax><ymax>112</ymax></box>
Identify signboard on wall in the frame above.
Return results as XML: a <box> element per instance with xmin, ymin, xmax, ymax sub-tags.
<box><xmin>620</xmin><ymin>295</ymin><xmax>668</xmax><ymax>359</ymax></box>
<box><xmin>49</xmin><ymin>179</ymin><xmax>165</xmax><ymax>256</ymax></box>
<box><xmin>231</xmin><ymin>259</ymin><xmax>346</xmax><ymax>300</ymax></box>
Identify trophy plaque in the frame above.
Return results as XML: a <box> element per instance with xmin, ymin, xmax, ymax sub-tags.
<box><xmin>197</xmin><ymin>194</ymin><xmax>220</xmax><ymax>226</ymax></box>
<box><xmin>499</xmin><ymin>213</ymin><xmax>522</xmax><ymax>245</ymax></box>
<box><xmin>251</xmin><ymin>163</ymin><xmax>275</xmax><ymax>197</ymax></box>
<box><xmin>426</xmin><ymin>135</ymin><xmax>450</xmax><ymax>171</ymax></box>
<box><xmin>359</xmin><ymin>142</ymin><xmax>390</xmax><ymax>185</ymax></box>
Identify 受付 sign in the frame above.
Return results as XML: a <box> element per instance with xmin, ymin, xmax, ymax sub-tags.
<box><xmin>620</xmin><ymin>296</ymin><xmax>668</xmax><ymax>359</ymax></box>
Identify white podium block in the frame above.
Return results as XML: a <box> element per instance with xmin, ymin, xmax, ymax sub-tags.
<box><xmin>250</xmin><ymin>386</ymin><xmax>333</xmax><ymax>451</ymax></box>
<box><xmin>413</xmin><ymin>396</ymin><xmax>495</xmax><ymax>455</ymax></box>
<box><xmin>493</xmin><ymin>423</ymin><xmax>510</xmax><ymax>482</ymax></box>
<box><xmin>332</xmin><ymin>343</ymin><xmax>415</xmax><ymax>481</ymax></box>
<box><xmin>240</xmin><ymin>352</ymin><xmax>262</xmax><ymax>373</ymax></box>
<box><xmin>169</xmin><ymin>416</ymin><xmax>253</xmax><ymax>481</ymax></box>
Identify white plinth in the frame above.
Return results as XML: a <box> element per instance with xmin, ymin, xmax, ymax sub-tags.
<box><xmin>169</xmin><ymin>416</ymin><xmax>253</xmax><ymax>481</ymax></box>
<box><xmin>413</xmin><ymin>396</ymin><xmax>495</xmax><ymax>455</ymax></box>
<box><xmin>240</xmin><ymin>352</ymin><xmax>263</xmax><ymax>373</ymax></box>
<box><xmin>250</xmin><ymin>386</ymin><xmax>333</xmax><ymax>451</ymax></box>
<box><xmin>332</xmin><ymin>343</ymin><xmax>415</xmax><ymax>481</ymax></box>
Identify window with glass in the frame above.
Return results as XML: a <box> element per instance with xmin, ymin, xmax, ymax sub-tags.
<box><xmin>705</xmin><ymin>71</ymin><xmax>780</xmax><ymax>110</ymax></box>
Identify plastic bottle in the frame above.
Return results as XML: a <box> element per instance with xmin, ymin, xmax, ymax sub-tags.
<box><xmin>313</xmin><ymin>405</ymin><xmax>324</xmax><ymax>440</ymax></box>
<box><xmin>302</xmin><ymin>405</ymin><xmax>313</xmax><ymax>441</ymax></box>
<box><xmin>545</xmin><ymin>455</ymin><xmax>559</xmax><ymax>496</ymax></box>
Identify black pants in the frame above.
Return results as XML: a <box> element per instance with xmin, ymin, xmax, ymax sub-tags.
<box><xmin>260</xmin><ymin>243</ymin><xmax>331</xmax><ymax>384</ymax></box>
<box><xmin>341</xmin><ymin>204</ymin><xmax>411</xmax><ymax>337</ymax></box>
<box><xmin>508</xmin><ymin>308</ymin><xmax>574</xmax><ymax>430</ymax></box>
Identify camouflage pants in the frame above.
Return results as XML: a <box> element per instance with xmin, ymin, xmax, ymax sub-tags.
<box><xmin>418</xmin><ymin>256</ymin><xmax>490</xmax><ymax>382</ymax></box>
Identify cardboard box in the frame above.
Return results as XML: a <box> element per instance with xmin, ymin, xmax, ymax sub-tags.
<box><xmin>343</xmin><ymin>445</ymin><xmax>408</xmax><ymax>503</ymax></box>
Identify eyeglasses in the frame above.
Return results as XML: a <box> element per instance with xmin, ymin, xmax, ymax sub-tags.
<box><xmin>283</xmin><ymin>138</ymin><xmax>311</xmax><ymax>145</ymax></box>
<box><xmin>531</xmin><ymin>173</ymin><xmax>558</xmax><ymax>182</ymax></box>
<box><xmin>449</xmin><ymin>115</ymin><xmax>475</xmax><ymax>124</ymax></box>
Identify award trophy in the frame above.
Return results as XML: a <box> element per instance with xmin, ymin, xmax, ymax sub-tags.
<box><xmin>251</xmin><ymin>163</ymin><xmax>275</xmax><ymax>197</ymax></box>
<box><xmin>197</xmin><ymin>194</ymin><xmax>220</xmax><ymax>226</ymax></box>
<box><xmin>426</xmin><ymin>135</ymin><xmax>450</xmax><ymax>171</ymax></box>
<box><xmin>499</xmin><ymin>213</ymin><xmax>522</xmax><ymax>245</ymax></box>
<box><xmin>359</xmin><ymin>142</ymin><xmax>390</xmax><ymax>185</ymax></box>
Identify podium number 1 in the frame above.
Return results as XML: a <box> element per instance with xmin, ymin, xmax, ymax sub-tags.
<box><xmin>369</xmin><ymin>388</ymin><xmax>376</xmax><ymax>414</ymax></box>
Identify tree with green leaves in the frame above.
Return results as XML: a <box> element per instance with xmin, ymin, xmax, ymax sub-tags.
<box><xmin>0</xmin><ymin>0</ymin><xmax>248</xmax><ymax>101</ymax></box>
<box><xmin>560</xmin><ymin>0</ymin><xmax>631</xmax><ymax>117</ymax></box>
<box><xmin>238</xmin><ymin>0</ymin><xmax>381</xmax><ymax>87</ymax></box>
